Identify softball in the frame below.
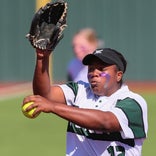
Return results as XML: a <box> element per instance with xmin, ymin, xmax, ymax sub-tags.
<box><xmin>22</xmin><ymin>102</ymin><xmax>40</xmax><ymax>119</ymax></box>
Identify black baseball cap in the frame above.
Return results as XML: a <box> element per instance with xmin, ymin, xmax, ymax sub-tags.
<box><xmin>82</xmin><ymin>48</ymin><xmax>127</xmax><ymax>73</ymax></box>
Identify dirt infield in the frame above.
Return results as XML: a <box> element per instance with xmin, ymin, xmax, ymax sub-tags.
<box><xmin>0</xmin><ymin>82</ymin><xmax>32</xmax><ymax>100</ymax></box>
<box><xmin>0</xmin><ymin>81</ymin><xmax>155</xmax><ymax>100</ymax></box>
<box><xmin>126</xmin><ymin>81</ymin><xmax>156</xmax><ymax>94</ymax></box>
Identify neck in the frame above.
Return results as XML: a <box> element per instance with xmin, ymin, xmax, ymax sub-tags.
<box><xmin>103</xmin><ymin>83</ymin><xmax>122</xmax><ymax>97</ymax></box>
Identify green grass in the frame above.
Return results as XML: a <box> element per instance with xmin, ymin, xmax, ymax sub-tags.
<box><xmin>0</xmin><ymin>93</ymin><xmax>155</xmax><ymax>156</ymax></box>
<box><xmin>0</xmin><ymin>96</ymin><xmax>67</xmax><ymax>156</ymax></box>
<box><xmin>141</xmin><ymin>93</ymin><xmax>156</xmax><ymax>156</ymax></box>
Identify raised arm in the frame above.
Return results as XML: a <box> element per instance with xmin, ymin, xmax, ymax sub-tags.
<box><xmin>33</xmin><ymin>49</ymin><xmax>51</xmax><ymax>97</ymax></box>
<box><xmin>33</xmin><ymin>49</ymin><xmax>66</xmax><ymax>103</ymax></box>
<box><xmin>25</xmin><ymin>0</ymin><xmax>68</xmax><ymax>102</ymax></box>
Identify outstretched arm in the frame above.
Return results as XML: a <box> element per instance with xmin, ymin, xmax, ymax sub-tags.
<box><xmin>23</xmin><ymin>94</ymin><xmax>121</xmax><ymax>132</ymax></box>
<box><xmin>33</xmin><ymin>49</ymin><xmax>66</xmax><ymax>103</ymax></box>
<box><xmin>33</xmin><ymin>49</ymin><xmax>51</xmax><ymax>97</ymax></box>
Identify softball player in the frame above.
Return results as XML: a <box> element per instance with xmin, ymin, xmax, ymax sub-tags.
<box><xmin>23</xmin><ymin>48</ymin><xmax>148</xmax><ymax>156</ymax></box>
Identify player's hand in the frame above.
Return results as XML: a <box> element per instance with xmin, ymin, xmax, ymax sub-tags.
<box><xmin>23</xmin><ymin>95</ymin><xmax>54</xmax><ymax>115</ymax></box>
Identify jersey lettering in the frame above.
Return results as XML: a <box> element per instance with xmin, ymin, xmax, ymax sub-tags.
<box><xmin>107</xmin><ymin>145</ymin><xmax>125</xmax><ymax>156</ymax></box>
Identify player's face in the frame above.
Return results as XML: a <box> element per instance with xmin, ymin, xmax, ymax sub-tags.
<box><xmin>88</xmin><ymin>59</ymin><xmax>123</xmax><ymax>96</ymax></box>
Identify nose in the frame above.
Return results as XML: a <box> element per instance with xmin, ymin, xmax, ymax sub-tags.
<box><xmin>88</xmin><ymin>69</ymin><xmax>100</xmax><ymax>79</ymax></box>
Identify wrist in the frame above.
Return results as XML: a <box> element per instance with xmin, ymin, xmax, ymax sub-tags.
<box><xmin>36</xmin><ymin>49</ymin><xmax>51</xmax><ymax>60</ymax></box>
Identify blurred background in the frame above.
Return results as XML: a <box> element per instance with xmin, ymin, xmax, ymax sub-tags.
<box><xmin>0</xmin><ymin>0</ymin><xmax>155</xmax><ymax>156</ymax></box>
<box><xmin>0</xmin><ymin>0</ymin><xmax>156</xmax><ymax>83</ymax></box>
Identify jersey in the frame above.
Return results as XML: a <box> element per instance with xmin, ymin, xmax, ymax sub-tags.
<box><xmin>59</xmin><ymin>81</ymin><xmax>148</xmax><ymax>156</ymax></box>
<box><xmin>67</xmin><ymin>58</ymin><xmax>89</xmax><ymax>83</ymax></box>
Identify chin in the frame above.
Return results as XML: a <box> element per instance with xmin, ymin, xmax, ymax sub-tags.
<box><xmin>91</xmin><ymin>88</ymin><xmax>101</xmax><ymax>96</ymax></box>
<box><xmin>91</xmin><ymin>88</ymin><xmax>106</xmax><ymax>96</ymax></box>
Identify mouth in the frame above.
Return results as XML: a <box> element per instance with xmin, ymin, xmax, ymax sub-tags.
<box><xmin>90</xmin><ymin>81</ymin><xmax>98</xmax><ymax>89</ymax></box>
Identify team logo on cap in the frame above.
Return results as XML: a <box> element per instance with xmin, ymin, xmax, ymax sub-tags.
<box><xmin>94</xmin><ymin>49</ymin><xmax>103</xmax><ymax>54</ymax></box>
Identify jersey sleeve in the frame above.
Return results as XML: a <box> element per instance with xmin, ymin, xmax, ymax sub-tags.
<box><xmin>110</xmin><ymin>97</ymin><xmax>147</xmax><ymax>139</ymax></box>
<box><xmin>59</xmin><ymin>82</ymin><xmax>79</xmax><ymax>106</ymax></box>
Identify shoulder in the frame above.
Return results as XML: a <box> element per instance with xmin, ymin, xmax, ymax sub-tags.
<box><xmin>128</xmin><ymin>90</ymin><xmax>147</xmax><ymax>111</ymax></box>
<box><xmin>117</xmin><ymin>84</ymin><xmax>147</xmax><ymax>105</ymax></box>
<box><xmin>116</xmin><ymin>97</ymin><xmax>144</xmax><ymax>112</ymax></box>
<box><xmin>129</xmin><ymin>91</ymin><xmax>146</xmax><ymax>103</ymax></box>
<box><xmin>113</xmin><ymin>84</ymin><xmax>147</xmax><ymax>113</ymax></box>
<box><xmin>66</xmin><ymin>81</ymin><xmax>90</xmax><ymax>94</ymax></box>
<box><xmin>115</xmin><ymin>96</ymin><xmax>147</xmax><ymax>138</ymax></box>
<box><xmin>60</xmin><ymin>81</ymin><xmax>90</xmax><ymax>94</ymax></box>
<box><xmin>59</xmin><ymin>81</ymin><xmax>92</xmax><ymax>105</ymax></box>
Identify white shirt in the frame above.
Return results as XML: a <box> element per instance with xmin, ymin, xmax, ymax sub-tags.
<box><xmin>59</xmin><ymin>82</ymin><xmax>148</xmax><ymax>156</ymax></box>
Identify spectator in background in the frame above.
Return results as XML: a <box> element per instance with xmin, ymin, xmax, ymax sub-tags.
<box><xmin>67</xmin><ymin>28</ymin><xmax>104</xmax><ymax>82</ymax></box>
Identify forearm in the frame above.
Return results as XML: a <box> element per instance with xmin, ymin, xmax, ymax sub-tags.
<box><xmin>52</xmin><ymin>103</ymin><xmax>121</xmax><ymax>132</ymax></box>
<box><xmin>33</xmin><ymin>52</ymin><xmax>51</xmax><ymax>97</ymax></box>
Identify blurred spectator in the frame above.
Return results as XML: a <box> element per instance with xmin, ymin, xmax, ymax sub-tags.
<box><xmin>67</xmin><ymin>28</ymin><xmax>104</xmax><ymax>82</ymax></box>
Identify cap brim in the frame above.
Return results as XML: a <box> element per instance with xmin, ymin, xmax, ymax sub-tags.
<box><xmin>82</xmin><ymin>54</ymin><xmax>114</xmax><ymax>65</ymax></box>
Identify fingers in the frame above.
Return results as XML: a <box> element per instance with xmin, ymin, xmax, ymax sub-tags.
<box><xmin>22</xmin><ymin>95</ymin><xmax>52</xmax><ymax>114</ymax></box>
<box><xmin>23</xmin><ymin>95</ymin><xmax>41</xmax><ymax>109</ymax></box>
<box><xmin>23</xmin><ymin>95</ymin><xmax>38</xmax><ymax>105</ymax></box>
<box><xmin>22</xmin><ymin>100</ymin><xmax>40</xmax><ymax>119</ymax></box>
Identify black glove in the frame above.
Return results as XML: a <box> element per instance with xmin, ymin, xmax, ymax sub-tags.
<box><xmin>26</xmin><ymin>0</ymin><xmax>67</xmax><ymax>51</ymax></box>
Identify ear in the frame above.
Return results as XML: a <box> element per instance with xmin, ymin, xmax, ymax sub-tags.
<box><xmin>116</xmin><ymin>71</ymin><xmax>123</xmax><ymax>82</ymax></box>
